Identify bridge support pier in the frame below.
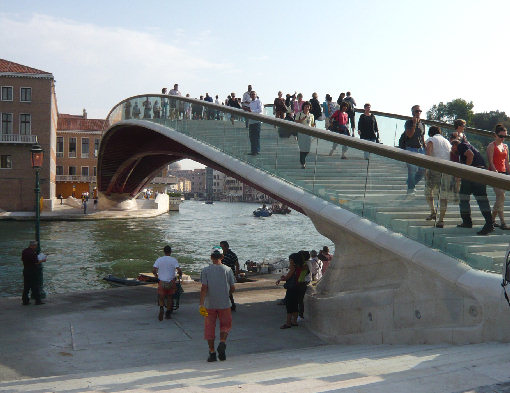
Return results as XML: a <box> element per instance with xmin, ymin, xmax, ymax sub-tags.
<box><xmin>304</xmin><ymin>209</ymin><xmax>510</xmax><ymax>344</ymax></box>
<box><xmin>97</xmin><ymin>192</ymin><xmax>138</xmax><ymax>211</ymax></box>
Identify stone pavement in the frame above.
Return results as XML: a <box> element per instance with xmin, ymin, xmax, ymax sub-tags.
<box><xmin>0</xmin><ymin>203</ymin><xmax>167</xmax><ymax>221</ymax></box>
<box><xmin>1</xmin><ymin>278</ymin><xmax>510</xmax><ymax>392</ymax></box>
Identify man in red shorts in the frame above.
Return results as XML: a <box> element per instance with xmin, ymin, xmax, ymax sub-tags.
<box><xmin>153</xmin><ymin>245</ymin><xmax>182</xmax><ymax>321</ymax></box>
<box><xmin>199</xmin><ymin>247</ymin><xmax>236</xmax><ymax>362</ymax></box>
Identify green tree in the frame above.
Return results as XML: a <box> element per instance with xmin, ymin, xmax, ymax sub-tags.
<box><xmin>426</xmin><ymin>98</ymin><xmax>474</xmax><ymax>125</ymax></box>
<box><xmin>472</xmin><ymin>110</ymin><xmax>510</xmax><ymax>131</ymax></box>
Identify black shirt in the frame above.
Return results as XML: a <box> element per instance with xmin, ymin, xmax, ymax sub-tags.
<box><xmin>309</xmin><ymin>98</ymin><xmax>322</xmax><ymax>120</ymax></box>
<box><xmin>403</xmin><ymin>119</ymin><xmax>425</xmax><ymax>148</ymax></box>
<box><xmin>222</xmin><ymin>249</ymin><xmax>238</xmax><ymax>271</ymax></box>
<box><xmin>358</xmin><ymin>114</ymin><xmax>379</xmax><ymax>140</ymax></box>
<box><xmin>22</xmin><ymin>247</ymin><xmax>38</xmax><ymax>269</ymax></box>
<box><xmin>457</xmin><ymin>142</ymin><xmax>486</xmax><ymax>168</ymax></box>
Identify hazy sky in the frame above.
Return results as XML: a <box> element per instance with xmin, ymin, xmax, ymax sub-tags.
<box><xmin>1</xmin><ymin>0</ymin><xmax>509</xmax><ymax>167</ymax></box>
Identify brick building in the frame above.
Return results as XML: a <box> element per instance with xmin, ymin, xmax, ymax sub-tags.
<box><xmin>0</xmin><ymin>59</ymin><xmax>57</xmax><ymax>211</ymax></box>
<box><xmin>56</xmin><ymin>111</ymin><xmax>106</xmax><ymax>198</ymax></box>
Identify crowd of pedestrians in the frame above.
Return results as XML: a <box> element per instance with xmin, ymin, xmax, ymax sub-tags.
<box><xmin>124</xmin><ymin>84</ymin><xmax>508</xmax><ymax>235</ymax></box>
<box><xmin>276</xmin><ymin>246</ymin><xmax>332</xmax><ymax>329</ymax></box>
<box><xmin>148</xmin><ymin>241</ymin><xmax>332</xmax><ymax>362</ymax></box>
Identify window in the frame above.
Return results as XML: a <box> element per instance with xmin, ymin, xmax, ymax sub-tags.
<box><xmin>94</xmin><ymin>138</ymin><xmax>99</xmax><ymax>157</ymax></box>
<box><xmin>56</xmin><ymin>137</ymin><xmax>64</xmax><ymax>157</ymax></box>
<box><xmin>20</xmin><ymin>87</ymin><xmax>31</xmax><ymax>102</ymax></box>
<box><xmin>1</xmin><ymin>113</ymin><xmax>13</xmax><ymax>134</ymax></box>
<box><xmin>56</xmin><ymin>165</ymin><xmax>63</xmax><ymax>175</ymax></box>
<box><xmin>19</xmin><ymin>114</ymin><xmax>31</xmax><ymax>134</ymax></box>
<box><xmin>81</xmin><ymin>138</ymin><xmax>89</xmax><ymax>158</ymax></box>
<box><xmin>68</xmin><ymin>166</ymin><xmax>76</xmax><ymax>175</ymax></box>
<box><xmin>1</xmin><ymin>86</ymin><xmax>13</xmax><ymax>101</ymax></box>
<box><xmin>69</xmin><ymin>137</ymin><xmax>76</xmax><ymax>158</ymax></box>
<box><xmin>93</xmin><ymin>166</ymin><xmax>97</xmax><ymax>176</ymax></box>
<box><xmin>0</xmin><ymin>155</ymin><xmax>12</xmax><ymax>169</ymax></box>
<box><xmin>81</xmin><ymin>166</ymin><xmax>89</xmax><ymax>176</ymax></box>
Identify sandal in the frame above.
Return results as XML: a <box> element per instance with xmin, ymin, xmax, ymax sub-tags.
<box><xmin>280</xmin><ymin>324</ymin><xmax>292</xmax><ymax>329</ymax></box>
<box><xmin>435</xmin><ymin>221</ymin><xmax>444</xmax><ymax>228</ymax></box>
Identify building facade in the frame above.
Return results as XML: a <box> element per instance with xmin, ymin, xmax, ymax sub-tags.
<box><xmin>56</xmin><ymin>111</ymin><xmax>106</xmax><ymax>198</ymax></box>
<box><xmin>0</xmin><ymin>59</ymin><xmax>57</xmax><ymax>211</ymax></box>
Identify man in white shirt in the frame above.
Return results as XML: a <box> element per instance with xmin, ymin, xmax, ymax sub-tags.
<box><xmin>424</xmin><ymin>126</ymin><xmax>453</xmax><ymax>228</ymax></box>
<box><xmin>168</xmin><ymin>84</ymin><xmax>181</xmax><ymax>96</ymax></box>
<box><xmin>247</xmin><ymin>90</ymin><xmax>263</xmax><ymax>155</ymax></box>
<box><xmin>242</xmin><ymin>85</ymin><xmax>252</xmax><ymax>128</ymax></box>
<box><xmin>168</xmin><ymin>84</ymin><xmax>181</xmax><ymax>119</ymax></box>
<box><xmin>153</xmin><ymin>245</ymin><xmax>183</xmax><ymax>321</ymax></box>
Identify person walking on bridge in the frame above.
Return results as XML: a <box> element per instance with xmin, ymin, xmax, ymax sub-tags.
<box><xmin>486</xmin><ymin>124</ymin><xmax>510</xmax><ymax>229</ymax></box>
<box><xmin>401</xmin><ymin>105</ymin><xmax>426</xmax><ymax>197</ymax></box>
<box><xmin>247</xmin><ymin>90</ymin><xmax>263</xmax><ymax>155</ymax></box>
<box><xmin>242</xmin><ymin>85</ymin><xmax>253</xmax><ymax>127</ymax></box>
<box><xmin>168</xmin><ymin>83</ymin><xmax>181</xmax><ymax>119</ymax></box>
<box><xmin>153</xmin><ymin>245</ymin><xmax>182</xmax><ymax>321</ymax></box>
<box><xmin>200</xmin><ymin>247</ymin><xmax>236</xmax><ymax>362</ymax></box>
<box><xmin>451</xmin><ymin>139</ymin><xmax>494</xmax><ymax>235</ymax></box>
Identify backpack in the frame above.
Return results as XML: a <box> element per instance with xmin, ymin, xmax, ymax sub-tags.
<box><xmin>502</xmin><ymin>248</ymin><xmax>510</xmax><ymax>307</ymax></box>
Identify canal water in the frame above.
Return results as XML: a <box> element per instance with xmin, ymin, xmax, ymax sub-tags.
<box><xmin>0</xmin><ymin>201</ymin><xmax>334</xmax><ymax>297</ymax></box>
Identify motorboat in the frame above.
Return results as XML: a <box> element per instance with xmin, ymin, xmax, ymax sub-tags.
<box><xmin>253</xmin><ymin>207</ymin><xmax>272</xmax><ymax>217</ymax></box>
<box><xmin>271</xmin><ymin>203</ymin><xmax>291</xmax><ymax>214</ymax></box>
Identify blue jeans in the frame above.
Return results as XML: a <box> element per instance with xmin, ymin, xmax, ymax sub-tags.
<box><xmin>405</xmin><ymin>147</ymin><xmax>425</xmax><ymax>190</ymax></box>
<box><xmin>249</xmin><ymin>122</ymin><xmax>261</xmax><ymax>154</ymax></box>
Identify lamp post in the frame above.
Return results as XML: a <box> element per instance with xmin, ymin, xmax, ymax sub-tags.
<box><xmin>30</xmin><ymin>143</ymin><xmax>44</xmax><ymax>253</ymax></box>
<box><xmin>30</xmin><ymin>143</ymin><xmax>45</xmax><ymax>298</ymax></box>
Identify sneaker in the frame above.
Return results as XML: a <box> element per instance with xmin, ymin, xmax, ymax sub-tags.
<box><xmin>158</xmin><ymin>307</ymin><xmax>164</xmax><ymax>321</ymax></box>
<box><xmin>207</xmin><ymin>352</ymin><xmax>217</xmax><ymax>362</ymax></box>
<box><xmin>501</xmin><ymin>223</ymin><xmax>510</xmax><ymax>230</ymax></box>
<box><xmin>297</xmin><ymin>316</ymin><xmax>304</xmax><ymax>322</ymax></box>
<box><xmin>405</xmin><ymin>190</ymin><xmax>416</xmax><ymax>199</ymax></box>
<box><xmin>477</xmin><ymin>225</ymin><xmax>494</xmax><ymax>236</ymax></box>
<box><xmin>165</xmin><ymin>309</ymin><xmax>172</xmax><ymax>319</ymax></box>
<box><xmin>231</xmin><ymin>303</ymin><xmax>236</xmax><ymax>312</ymax></box>
<box><xmin>217</xmin><ymin>342</ymin><xmax>226</xmax><ymax>361</ymax></box>
<box><xmin>426</xmin><ymin>213</ymin><xmax>437</xmax><ymax>221</ymax></box>
<box><xmin>435</xmin><ymin>221</ymin><xmax>444</xmax><ymax>228</ymax></box>
<box><xmin>457</xmin><ymin>222</ymin><xmax>473</xmax><ymax>228</ymax></box>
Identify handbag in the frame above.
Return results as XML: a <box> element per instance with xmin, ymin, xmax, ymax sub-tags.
<box><xmin>283</xmin><ymin>275</ymin><xmax>297</xmax><ymax>289</ymax></box>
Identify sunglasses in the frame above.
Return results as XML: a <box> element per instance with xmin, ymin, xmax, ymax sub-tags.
<box><xmin>498</xmin><ymin>134</ymin><xmax>507</xmax><ymax>139</ymax></box>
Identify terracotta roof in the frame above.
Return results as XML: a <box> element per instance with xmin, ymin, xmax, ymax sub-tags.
<box><xmin>58</xmin><ymin>114</ymin><xmax>107</xmax><ymax>131</ymax></box>
<box><xmin>0</xmin><ymin>59</ymin><xmax>51</xmax><ymax>75</ymax></box>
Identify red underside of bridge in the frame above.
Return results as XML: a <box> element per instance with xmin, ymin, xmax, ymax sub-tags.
<box><xmin>98</xmin><ymin>124</ymin><xmax>305</xmax><ymax>214</ymax></box>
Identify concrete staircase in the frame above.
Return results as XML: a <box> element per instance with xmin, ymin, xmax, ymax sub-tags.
<box><xmin>180</xmin><ymin>119</ymin><xmax>509</xmax><ymax>274</ymax></box>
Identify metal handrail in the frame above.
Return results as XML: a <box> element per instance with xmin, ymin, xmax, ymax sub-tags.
<box><xmin>105</xmin><ymin>94</ymin><xmax>510</xmax><ymax>191</ymax></box>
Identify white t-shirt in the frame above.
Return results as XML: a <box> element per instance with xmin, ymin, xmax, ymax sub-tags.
<box><xmin>153</xmin><ymin>256</ymin><xmax>179</xmax><ymax>282</ymax></box>
<box><xmin>426</xmin><ymin>134</ymin><xmax>451</xmax><ymax>161</ymax></box>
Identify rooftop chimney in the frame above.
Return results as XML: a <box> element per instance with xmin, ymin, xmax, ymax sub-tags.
<box><xmin>83</xmin><ymin>108</ymin><xmax>87</xmax><ymax>119</ymax></box>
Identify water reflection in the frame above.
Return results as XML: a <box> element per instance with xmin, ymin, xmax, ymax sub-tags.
<box><xmin>0</xmin><ymin>201</ymin><xmax>334</xmax><ymax>297</ymax></box>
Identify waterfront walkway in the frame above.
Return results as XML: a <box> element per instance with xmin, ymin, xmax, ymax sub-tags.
<box><xmin>1</xmin><ymin>278</ymin><xmax>510</xmax><ymax>392</ymax></box>
<box><xmin>0</xmin><ymin>203</ymin><xmax>168</xmax><ymax>221</ymax></box>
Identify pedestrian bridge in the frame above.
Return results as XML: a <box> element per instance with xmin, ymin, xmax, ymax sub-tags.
<box><xmin>99</xmin><ymin>94</ymin><xmax>510</xmax><ymax>344</ymax></box>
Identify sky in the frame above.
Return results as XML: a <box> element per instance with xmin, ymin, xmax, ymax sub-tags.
<box><xmin>1</xmin><ymin>0</ymin><xmax>509</xmax><ymax>168</ymax></box>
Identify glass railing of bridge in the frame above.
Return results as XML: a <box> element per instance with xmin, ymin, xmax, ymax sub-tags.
<box><xmin>108</xmin><ymin>96</ymin><xmax>508</xmax><ymax>274</ymax></box>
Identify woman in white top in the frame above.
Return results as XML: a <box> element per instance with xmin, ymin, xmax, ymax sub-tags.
<box><xmin>295</xmin><ymin>101</ymin><xmax>315</xmax><ymax>169</ymax></box>
<box><xmin>424</xmin><ymin>126</ymin><xmax>453</xmax><ymax>228</ymax></box>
